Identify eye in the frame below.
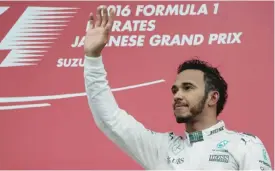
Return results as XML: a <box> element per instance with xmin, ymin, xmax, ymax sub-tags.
<box><xmin>171</xmin><ymin>87</ymin><xmax>178</xmax><ymax>94</ymax></box>
<box><xmin>183</xmin><ymin>85</ymin><xmax>192</xmax><ymax>91</ymax></box>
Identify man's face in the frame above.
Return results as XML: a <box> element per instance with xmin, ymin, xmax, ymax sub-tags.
<box><xmin>171</xmin><ymin>69</ymin><xmax>208</xmax><ymax>123</ymax></box>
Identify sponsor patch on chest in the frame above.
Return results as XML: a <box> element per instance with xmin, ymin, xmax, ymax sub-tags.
<box><xmin>209</xmin><ymin>154</ymin><xmax>229</xmax><ymax>163</ymax></box>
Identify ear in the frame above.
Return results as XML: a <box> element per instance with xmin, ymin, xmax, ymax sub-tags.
<box><xmin>208</xmin><ymin>91</ymin><xmax>219</xmax><ymax>106</ymax></box>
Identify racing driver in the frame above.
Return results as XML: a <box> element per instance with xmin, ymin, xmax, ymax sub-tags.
<box><xmin>83</xmin><ymin>6</ymin><xmax>272</xmax><ymax>170</ymax></box>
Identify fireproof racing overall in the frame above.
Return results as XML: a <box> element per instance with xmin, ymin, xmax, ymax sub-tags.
<box><xmin>84</xmin><ymin>56</ymin><xmax>272</xmax><ymax>170</ymax></box>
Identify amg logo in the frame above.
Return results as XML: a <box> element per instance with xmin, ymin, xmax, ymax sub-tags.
<box><xmin>209</xmin><ymin>155</ymin><xmax>229</xmax><ymax>163</ymax></box>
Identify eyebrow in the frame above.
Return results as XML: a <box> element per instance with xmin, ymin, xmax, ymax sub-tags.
<box><xmin>171</xmin><ymin>82</ymin><xmax>197</xmax><ymax>90</ymax></box>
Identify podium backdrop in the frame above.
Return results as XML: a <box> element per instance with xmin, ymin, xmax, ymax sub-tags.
<box><xmin>0</xmin><ymin>1</ymin><xmax>273</xmax><ymax>169</ymax></box>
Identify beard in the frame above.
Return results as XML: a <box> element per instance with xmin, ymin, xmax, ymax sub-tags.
<box><xmin>175</xmin><ymin>94</ymin><xmax>208</xmax><ymax>123</ymax></box>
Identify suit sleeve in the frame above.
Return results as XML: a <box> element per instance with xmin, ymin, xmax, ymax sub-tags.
<box><xmin>239</xmin><ymin>135</ymin><xmax>272</xmax><ymax>170</ymax></box>
<box><xmin>84</xmin><ymin>56</ymin><xmax>165</xmax><ymax>169</ymax></box>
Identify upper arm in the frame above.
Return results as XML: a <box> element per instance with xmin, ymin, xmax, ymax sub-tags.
<box><xmin>84</xmin><ymin>56</ymin><xmax>167</xmax><ymax>169</ymax></box>
<box><xmin>239</xmin><ymin>135</ymin><xmax>272</xmax><ymax>170</ymax></box>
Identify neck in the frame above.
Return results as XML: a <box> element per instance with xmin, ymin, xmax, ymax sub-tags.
<box><xmin>185</xmin><ymin>111</ymin><xmax>218</xmax><ymax>133</ymax></box>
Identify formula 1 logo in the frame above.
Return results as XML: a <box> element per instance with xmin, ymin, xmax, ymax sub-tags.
<box><xmin>0</xmin><ymin>5</ymin><xmax>165</xmax><ymax>111</ymax></box>
<box><xmin>0</xmin><ymin>6</ymin><xmax>78</xmax><ymax>67</ymax></box>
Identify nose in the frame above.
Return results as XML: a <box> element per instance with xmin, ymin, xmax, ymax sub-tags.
<box><xmin>174</xmin><ymin>90</ymin><xmax>183</xmax><ymax>102</ymax></box>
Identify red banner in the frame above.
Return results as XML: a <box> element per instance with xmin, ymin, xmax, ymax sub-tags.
<box><xmin>0</xmin><ymin>1</ymin><xmax>273</xmax><ymax>169</ymax></box>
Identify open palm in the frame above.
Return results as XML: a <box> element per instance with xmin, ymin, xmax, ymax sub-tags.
<box><xmin>84</xmin><ymin>6</ymin><xmax>115</xmax><ymax>57</ymax></box>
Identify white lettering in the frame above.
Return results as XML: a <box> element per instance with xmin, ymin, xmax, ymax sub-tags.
<box><xmin>213</xmin><ymin>3</ymin><xmax>219</xmax><ymax>14</ymax></box>
<box><xmin>208</xmin><ymin>32</ymin><xmax>243</xmax><ymax>45</ymax></box>
<box><xmin>86</xmin><ymin>21</ymin><xmax>91</xmax><ymax>32</ymax></box>
<box><xmin>107</xmin><ymin>5</ymin><xmax>131</xmax><ymax>17</ymax></box>
<box><xmin>106</xmin><ymin>35</ymin><xmax>145</xmax><ymax>47</ymax></box>
<box><xmin>112</xmin><ymin>20</ymin><xmax>156</xmax><ymax>32</ymax></box>
<box><xmin>56</xmin><ymin>58</ymin><xmax>84</xmax><ymax>67</ymax></box>
<box><xmin>135</xmin><ymin>4</ymin><xmax>208</xmax><ymax>16</ymax></box>
<box><xmin>71</xmin><ymin>36</ymin><xmax>85</xmax><ymax>48</ymax></box>
<box><xmin>71</xmin><ymin>35</ymin><xmax>146</xmax><ymax>48</ymax></box>
<box><xmin>149</xmin><ymin>34</ymin><xmax>204</xmax><ymax>46</ymax></box>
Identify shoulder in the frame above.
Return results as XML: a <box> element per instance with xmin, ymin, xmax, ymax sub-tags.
<box><xmin>224</xmin><ymin>130</ymin><xmax>269</xmax><ymax>160</ymax></box>
<box><xmin>234</xmin><ymin>132</ymin><xmax>271</xmax><ymax>166</ymax></box>
<box><xmin>223</xmin><ymin>130</ymin><xmax>264</xmax><ymax>146</ymax></box>
<box><xmin>232</xmin><ymin>131</ymin><xmax>268</xmax><ymax>156</ymax></box>
<box><xmin>237</xmin><ymin>132</ymin><xmax>264</xmax><ymax>145</ymax></box>
<box><xmin>145</xmin><ymin>130</ymin><xmax>182</xmax><ymax>141</ymax></box>
<box><xmin>160</xmin><ymin>131</ymin><xmax>184</xmax><ymax>144</ymax></box>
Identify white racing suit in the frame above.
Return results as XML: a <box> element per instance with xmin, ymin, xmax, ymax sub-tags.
<box><xmin>84</xmin><ymin>56</ymin><xmax>272</xmax><ymax>170</ymax></box>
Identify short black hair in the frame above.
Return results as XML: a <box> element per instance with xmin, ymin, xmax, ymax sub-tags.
<box><xmin>177</xmin><ymin>58</ymin><xmax>228</xmax><ymax>116</ymax></box>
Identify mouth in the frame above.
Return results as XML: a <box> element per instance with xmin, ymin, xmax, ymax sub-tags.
<box><xmin>174</xmin><ymin>103</ymin><xmax>188</xmax><ymax>110</ymax></box>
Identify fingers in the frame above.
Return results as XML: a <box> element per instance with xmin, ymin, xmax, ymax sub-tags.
<box><xmin>88</xmin><ymin>12</ymin><xmax>94</xmax><ymax>29</ymax></box>
<box><xmin>94</xmin><ymin>6</ymin><xmax>102</xmax><ymax>27</ymax></box>
<box><xmin>105</xmin><ymin>8</ymin><xmax>115</xmax><ymax>31</ymax></box>
<box><xmin>91</xmin><ymin>5</ymin><xmax>115</xmax><ymax>29</ymax></box>
<box><xmin>101</xmin><ymin>6</ymin><xmax>108</xmax><ymax>27</ymax></box>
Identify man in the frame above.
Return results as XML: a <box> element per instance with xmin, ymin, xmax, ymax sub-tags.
<box><xmin>83</xmin><ymin>6</ymin><xmax>272</xmax><ymax>170</ymax></box>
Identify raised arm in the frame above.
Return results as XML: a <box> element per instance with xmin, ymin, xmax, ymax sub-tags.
<box><xmin>83</xmin><ymin>6</ymin><xmax>166</xmax><ymax>169</ymax></box>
